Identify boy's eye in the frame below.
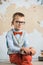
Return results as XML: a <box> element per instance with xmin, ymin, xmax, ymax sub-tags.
<box><xmin>15</xmin><ymin>21</ymin><xmax>25</xmax><ymax>24</ymax></box>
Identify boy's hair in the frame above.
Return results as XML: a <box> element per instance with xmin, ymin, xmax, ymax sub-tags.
<box><xmin>11</xmin><ymin>12</ymin><xmax>24</xmax><ymax>25</ymax></box>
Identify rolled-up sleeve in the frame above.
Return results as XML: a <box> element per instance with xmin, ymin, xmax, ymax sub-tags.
<box><xmin>6</xmin><ymin>32</ymin><xmax>20</xmax><ymax>52</ymax></box>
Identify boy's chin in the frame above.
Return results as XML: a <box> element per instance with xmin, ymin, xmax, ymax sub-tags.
<box><xmin>18</xmin><ymin>28</ymin><xmax>21</xmax><ymax>30</ymax></box>
<box><xmin>17</xmin><ymin>28</ymin><xmax>22</xmax><ymax>30</ymax></box>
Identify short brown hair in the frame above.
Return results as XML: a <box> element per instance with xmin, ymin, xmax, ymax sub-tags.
<box><xmin>11</xmin><ymin>12</ymin><xmax>24</xmax><ymax>25</ymax></box>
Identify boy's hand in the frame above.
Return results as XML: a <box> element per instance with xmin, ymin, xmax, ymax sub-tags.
<box><xmin>20</xmin><ymin>47</ymin><xmax>31</xmax><ymax>54</ymax></box>
<box><xmin>20</xmin><ymin>47</ymin><xmax>36</xmax><ymax>55</ymax></box>
<box><xmin>29</xmin><ymin>47</ymin><xmax>36</xmax><ymax>55</ymax></box>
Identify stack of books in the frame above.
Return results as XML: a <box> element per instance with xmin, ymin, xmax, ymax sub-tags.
<box><xmin>38</xmin><ymin>50</ymin><xmax>43</xmax><ymax>61</ymax></box>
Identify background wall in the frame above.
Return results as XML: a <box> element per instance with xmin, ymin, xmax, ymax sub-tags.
<box><xmin>0</xmin><ymin>0</ymin><xmax>43</xmax><ymax>61</ymax></box>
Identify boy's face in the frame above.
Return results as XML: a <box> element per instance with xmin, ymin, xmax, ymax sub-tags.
<box><xmin>13</xmin><ymin>15</ymin><xmax>25</xmax><ymax>30</ymax></box>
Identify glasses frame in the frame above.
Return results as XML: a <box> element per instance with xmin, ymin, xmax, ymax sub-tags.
<box><xmin>15</xmin><ymin>21</ymin><xmax>25</xmax><ymax>24</ymax></box>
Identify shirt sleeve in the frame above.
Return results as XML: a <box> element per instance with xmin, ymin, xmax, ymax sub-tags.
<box><xmin>23</xmin><ymin>32</ymin><xmax>32</xmax><ymax>48</ymax></box>
<box><xmin>6</xmin><ymin>31</ymin><xmax>20</xmax><ymax>52</ymax></box>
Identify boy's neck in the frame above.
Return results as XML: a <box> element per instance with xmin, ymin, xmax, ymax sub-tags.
<box><xmin>14</xmin><ymin>28</ymin><xmax>23</xmax><ymax>32</ymax></box>
<box><xmin>15</xmin><ymin>28</ymin><xmax>20</xmax><ymax>31</ymax></box>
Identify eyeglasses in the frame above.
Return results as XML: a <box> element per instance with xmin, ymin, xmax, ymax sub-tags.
<box><xmin>15</xmin><ymin>21</ymin><xmax>25</xmax><ymax>24</ymax></box>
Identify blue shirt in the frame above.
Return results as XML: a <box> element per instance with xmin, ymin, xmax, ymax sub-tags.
<box><xmin>6</xmin><ymin>29</ymin><xmax>30</xmax><ymax>54</ymax></box>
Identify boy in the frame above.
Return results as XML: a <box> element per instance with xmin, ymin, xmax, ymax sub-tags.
<box><xmin>6</xmin><ymin>12</ymin><xmax>36</xmax><ymax>65</ymax></box>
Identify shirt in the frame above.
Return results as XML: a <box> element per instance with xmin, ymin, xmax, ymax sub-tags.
<box><xmin>6</xmin><ymin>28</ymin><xmax>30</xmax><ymax>54</ymax></box>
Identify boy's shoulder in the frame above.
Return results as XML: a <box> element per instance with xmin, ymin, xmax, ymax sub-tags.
<box><xmin>6</xmin><ymin>29</ymin><xmax>13</xmax><ymax>36</ymax></box>
<box><xmin>23</xmin><ymin>30</ymin><xmax>28</xmax><ymax>34</ymax></box>
<box><xmin>23</xmin><ymin>30</ymin><xmax>29</xmax><ymax>37</ymax></box>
